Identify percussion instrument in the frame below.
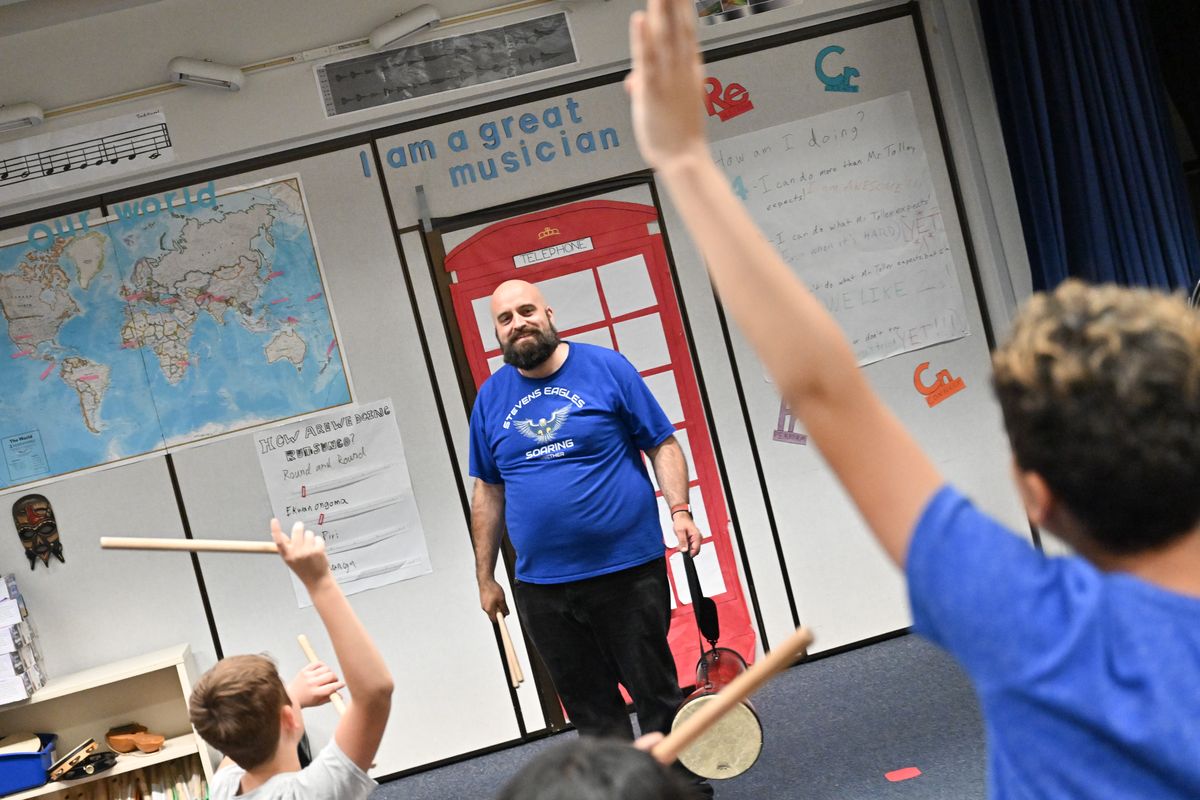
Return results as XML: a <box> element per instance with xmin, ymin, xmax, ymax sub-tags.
<box><xmin>101</xmin><ymin>536</ymin><xmax>278</xmax><ymax>553</ymax></box>
<box><xmin>673</xmin><ymin>647</ymin><xmax>762</xmax><ymax>778</ymax></box>
<box><xmin>655</xmin><ymin>625</ymin><xmax>813</xmax><ymax>771</ymax></box>
<box><xmin>664</xmin><ymin>553</ymin><xmax>777</xmax><ymax>779</ymax></box>
<box><xmin>495</xmin><ymin>611</ymin><xmax>525</xmax><ymax>688</ymax></box>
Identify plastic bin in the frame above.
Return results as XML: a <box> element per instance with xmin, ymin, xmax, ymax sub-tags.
<box><xmin>0</xmin><ymin>733</ymin><xmax>57</xmax><ymax>796</ymax></box>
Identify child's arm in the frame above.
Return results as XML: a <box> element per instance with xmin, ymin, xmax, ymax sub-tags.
<box><xmin>627</xmin><ymin>0</ymin><xmax>942</xmax><ymax>565</ymax></box>
<box><xmin>272</xmin><ymin>520</ymin><xmax>394</xmax><ymax>771</ymax></box>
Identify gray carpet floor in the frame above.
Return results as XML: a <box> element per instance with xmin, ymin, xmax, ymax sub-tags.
<box><xmin>373</xmin><ymin>634</ymin><xmax>986</xmax><ymax>799</ymax></box>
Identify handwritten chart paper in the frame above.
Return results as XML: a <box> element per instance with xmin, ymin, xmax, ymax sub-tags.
<box><xmin>256</xmin><ymin>398</ymin><xmax>432</xmax><ymax>607</ymax></box>
<box><xmin>712</xmin><ymin>92</ymin><xmax>969</xmax><ymax>365</ymax></box>
<box><xmin>0</xmin><ymin>109</ymin><xmax>174</xmax><ymax>205</ymax></box>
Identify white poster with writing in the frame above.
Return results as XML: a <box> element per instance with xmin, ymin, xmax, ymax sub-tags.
<box><xmin>712</xmin><ymin>91</ymin><xmax>969</xmax><ymax>365</ymax></box>
<box><xmin>255</xmin><ymin>398</ymin><xmax>431</xmax><ymax>607</ymax></box>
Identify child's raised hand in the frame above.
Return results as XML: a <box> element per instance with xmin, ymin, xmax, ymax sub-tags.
<box><xmin>271</xmin><ymin>518</ymin><xmax>331</xmax><ymax>588</ymax></box>
<box><xmin>627</xmin><ymin>0</ymin><xmax>708</xmax><ymax>172</ymax></box>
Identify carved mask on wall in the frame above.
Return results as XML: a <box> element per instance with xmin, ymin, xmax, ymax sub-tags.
<box><xmin>13</xmin><ymin>494</ymin><xmax>65</xmax><ymax>569</ymax></box>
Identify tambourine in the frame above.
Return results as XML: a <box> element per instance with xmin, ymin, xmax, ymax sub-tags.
<box><xmin>48</xmin><ymin>738</ymin><xmax>98</xmax><ymax>781</ymax></box>
<box><xmin>60</xmin><ymin>751</ymin><xmax>119</xmax><ymax>781</ymax></box>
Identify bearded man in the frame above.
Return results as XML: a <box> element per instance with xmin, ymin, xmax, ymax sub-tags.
<box><xmin>468</xmin><ymin>279</ymin><xmax>705</xmax><ymax>752</ymax></box>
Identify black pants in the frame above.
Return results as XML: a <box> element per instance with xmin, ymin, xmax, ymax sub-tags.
<box><xmin>514</xmin><ymin>557</ymin><xmax>683</xmax><ymax>739</ymax></box>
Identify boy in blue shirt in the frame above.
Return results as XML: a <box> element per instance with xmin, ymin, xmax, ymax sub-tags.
<box><xmin>625</xmin><ymin>1</ymin><xmax>1200</xmax><ymax>796</ymax></box>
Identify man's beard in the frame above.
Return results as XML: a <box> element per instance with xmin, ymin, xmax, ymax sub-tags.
<box><xmin>501</xmin><ymin>325</ymin><xmax>561</xmax><ymax>370</ymax></box>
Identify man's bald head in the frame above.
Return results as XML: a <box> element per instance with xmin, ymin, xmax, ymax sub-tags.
<box><xmin>490</xmin><ymin>279</ymin><xmax>561</xmax><ymax>371</ymax></box>
<box><xmin>491</xmin><ymin>280</ymin><xmax>547</xmax><ymax>318</ymax></box>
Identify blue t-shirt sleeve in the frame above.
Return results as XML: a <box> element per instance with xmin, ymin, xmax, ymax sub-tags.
<box><xmin>907</xmin><ymin>485</ymin><xmax>1086</xmax><ymax>688</ymax></box>
<box><xmin>607</xmin><ymin>352</ymin><xmax>676</xmax><ymax>449</ymax></box>
<box><xmin>468</xmin><ymin>394</ymin><xmax>501</xmax><ymax>484</ymax></box>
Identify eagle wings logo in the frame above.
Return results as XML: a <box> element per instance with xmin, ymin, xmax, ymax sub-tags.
<box><xmin>514</xmin><ymin>404</ymin><xmax>573</xmax><ymax>444</ymax></box>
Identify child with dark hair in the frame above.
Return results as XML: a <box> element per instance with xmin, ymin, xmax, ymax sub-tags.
<box><xmin>625</xmin><ymin>0</ymin><xmax>1200</xmax><ymax>797</ymax></box>
<box><xmin>189</xmin><ymin>520</ymin><xmax>394</xmax><ymax>799</ymax></box>
<box><xmin>498</xmin><ymin>737</ymin><xmax>697</xmax><ymax>800</ymax></box>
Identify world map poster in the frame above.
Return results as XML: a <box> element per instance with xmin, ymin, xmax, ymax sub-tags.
<box><xmin>0</xmin><ymin>176</ymin><xmax>352</xmax><ymax>489</ymax></box>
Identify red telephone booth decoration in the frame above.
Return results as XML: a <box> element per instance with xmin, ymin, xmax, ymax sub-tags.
<box><xmin>444</xmin><ymin>198</ymin><xmax>757</xmax><ymax>687</ymax></box>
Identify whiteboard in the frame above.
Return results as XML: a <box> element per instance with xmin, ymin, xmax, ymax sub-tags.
<box><xmin>713</xmin><ymin>91</ymin><xmax>970</xmax><ymax>366</ymax></box>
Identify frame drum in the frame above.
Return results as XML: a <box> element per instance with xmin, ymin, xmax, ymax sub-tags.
<box><xmin>670</xmin><ymin>647</ymin><xmax>764</xmax><ymax>779</ymax></box>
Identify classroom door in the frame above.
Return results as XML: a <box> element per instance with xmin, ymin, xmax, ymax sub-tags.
<box><xmin>439</xmin><ymin>187</ymin><xmax>757</xmax><ymax>689</ymax></box>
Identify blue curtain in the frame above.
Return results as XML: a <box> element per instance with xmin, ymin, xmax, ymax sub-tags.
<box><xmin>978</xmin><ymin>0</ymin><xmax>1200</xmax><ymax>291</ymax></box>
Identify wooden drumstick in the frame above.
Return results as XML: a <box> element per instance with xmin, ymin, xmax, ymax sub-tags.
<box><xmin>495</xmin><ymin>611</ymin><xmax>524</xmax><ymax>688</ymax></box>
<box><xmin>101</xmin><ymin>537</ymin><xmax>278</xmax><ymax>554</ymax></box>
<box><xmin>297</xmin><ymin>634</ymin><xmax>348</xmax><ymax>715</ymax></box>
<box><xmin>652</xmin><ymin>626</ymin><xmax>814</xmax><ymax>765</ymax></box>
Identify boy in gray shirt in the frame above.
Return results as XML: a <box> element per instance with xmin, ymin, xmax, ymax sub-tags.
<box><xmin>190</xmin><ymin>520</ymin><xmax>394</xmax><ymax>799</ymax></box>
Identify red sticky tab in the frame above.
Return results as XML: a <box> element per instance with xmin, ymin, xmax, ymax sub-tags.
<box><xmin>885</xmin><ymin>767</ymin><xmax>922</xmax><ymax>782</ymax></box>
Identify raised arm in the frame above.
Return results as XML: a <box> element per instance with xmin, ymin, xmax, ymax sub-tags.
<box><xmin>472</xmin><ymin>478</ymin><xmax>510</xmax><ymax>617</ymax></box>
<box><xmin>645</xmin><ymin>436</ymin><xmax>702</xmax><ymax>556</ymax></box>
<box><xmin>271</xmin><ymin>520</ymin><xmax>393</xmax><ymax>771</ymax></box>
<box><xmin>627</xmin><ymin>0</ymin><xmax>942</xmax><ymax>565</ymax></box>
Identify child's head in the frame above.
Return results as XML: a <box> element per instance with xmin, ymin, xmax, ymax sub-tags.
<box><xmin>189</xmin><ymin>654</ymin><xmax>298</xmax><ymax>770</ymax></box>
<box><xmin>497</xmin><ymin>737</ymin><xmax>696</xmax><ymax>800</ymax></box>
<box><xmin>992</xmin><ymin>279</ymin><xmax>1200</xmax><ymax>554</ymax></box>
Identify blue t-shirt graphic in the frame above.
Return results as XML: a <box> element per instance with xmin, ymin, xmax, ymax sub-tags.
<box><xmin>908</xmin><ymin>485</ymin><xmax>1200</xmax><ymax>799</ymax></box>
<box><xmin>469</xmin><ymin>343</ymin><xmax>676</xmax><ymax>583</ymax></box>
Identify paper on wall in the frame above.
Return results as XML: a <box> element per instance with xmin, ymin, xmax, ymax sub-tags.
<box><xmin>712</xmin><ymin>91</ymin><xmax>969</xmax><ymax>366</ymax></box>
<box><xmin>255</xmin><ymin>398</ymin><xmax>432</xmax><ymax>608</ymax></box>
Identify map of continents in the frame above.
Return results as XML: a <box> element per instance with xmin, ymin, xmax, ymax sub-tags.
<box><xmin>0</xmin><ymin>177</ymin><xmax>351</xmax><ymax>489</ymax></box>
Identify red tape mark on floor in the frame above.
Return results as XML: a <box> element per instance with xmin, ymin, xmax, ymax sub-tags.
<box><xmin>885</xmin><ymin>767</ymin><xmax>922</xmax><ymax>782</ymax></box>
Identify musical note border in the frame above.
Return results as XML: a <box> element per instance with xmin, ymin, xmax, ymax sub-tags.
<box><xmin>1</xmin><ymin>122</ymin><xmax>172</xmax><ymax>188</ymax></box>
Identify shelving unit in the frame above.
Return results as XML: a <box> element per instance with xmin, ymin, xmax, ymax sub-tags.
<box><xmin>0</xmin><ymin>645</ymin><xmax>213</xmax><ymax>799</ymax></box>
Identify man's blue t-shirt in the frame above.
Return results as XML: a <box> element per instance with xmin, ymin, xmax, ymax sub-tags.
<box><xmin>468</xmin><ymin>343</ymin><xmax>676</xmax><ymax>584</ymax></box>
<box><xmin>908</xmin><ymin>485</ymin><xmax>1200</xmax><ymax>799</ymax></box>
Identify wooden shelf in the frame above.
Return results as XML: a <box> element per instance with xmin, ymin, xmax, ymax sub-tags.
<box><xmin>9</xmin><ymin>645</ymin><xmax>189</xmax><ymax>707</ymax></box>
<box><xmin>4</xmin><ymin>735</ymin><xmax>199</xmax><ymax>800</ymax></box>
<box><xmin>0</xmin><ymin>644</ymin><xmax>213</xmax><ymax>797</ymax></box>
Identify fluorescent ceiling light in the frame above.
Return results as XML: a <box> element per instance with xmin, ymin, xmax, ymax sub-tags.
<box><xmin>168</xmin><ymin>58</ymin><xmax>244</xmax><ymax>91</ymax></box>
<box><xmin>0</xmin><ymin>102</ymin><xmax>44</xmax><ymax>133</ymax></box>
<box><xmin>369</xmin><ymin>5</ymin><xmax>440</xmax><ymax>50</ymax></box>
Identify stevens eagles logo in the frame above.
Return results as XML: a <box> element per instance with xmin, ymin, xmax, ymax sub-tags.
<box><xmin>513</xmin><ymin>403</ymin><xmax>576</xmax><ymax>460</ymax></box>
<box><xmin>514</xmin><ymin>404</ymin><xmax>573</xmax><ymax>444</ymax></box>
